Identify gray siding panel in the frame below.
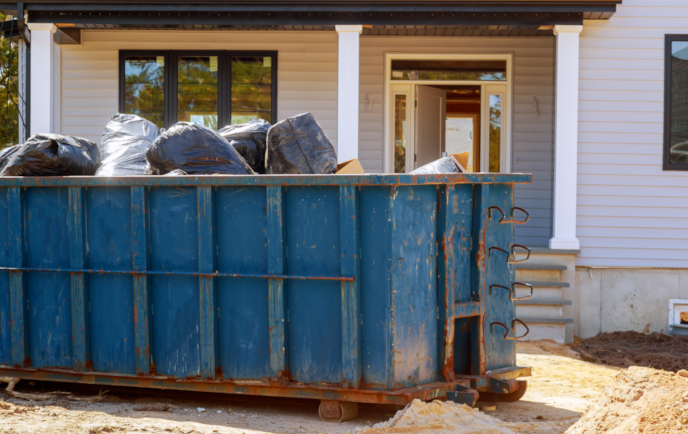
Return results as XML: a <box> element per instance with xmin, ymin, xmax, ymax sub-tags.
<box><xmin>578</xmin><ymin>0</ymin><xmax>688</xmax><ymax>268</ymax></box>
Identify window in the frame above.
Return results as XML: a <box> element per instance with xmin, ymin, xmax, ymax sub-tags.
<box><xmin>120</xmin><ymin>51</ymin><xmax>277</xmax><ymax>129</ymax></box>
<box><xmin>393</xmin><ymin>94</ymin><xmax>408</xmax><ymax>173</ymax></box>
<box><xmin>488</xmin><ymin>94</ymin><xmax>502</xmax><ymax>173</ymax></box>
<box><xmin>391</xmin><ymin>59</ymin><xmax>506</xmax><ymax>82</ymax></box>
<box><xmin>665</xmin><ymin>36</ymin><xmax>688</xmax><ymax>170</ymax></box>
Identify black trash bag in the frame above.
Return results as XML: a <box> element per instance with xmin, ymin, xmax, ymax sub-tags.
<box><xmin>218</xmin><ymin>119</ymin><xmax>270</xmax><ymax>174</ymax></box>
<box><xmin>0</xmin><ymin>134</ymin><xmax>100</xmax><ymax>176</ymax></box>
<box><xmin>96</xmin><ymin>113</ymin><xmax>159</xmax><ymax>176</ymax></box>
<box><xmin>410</xmin><ymin>156</ymin><xmax>464</xmax><ymax>175</ymax></box>
<box><xmin>266</xmin><ymin>112</ymin><xmax>337</xmax><ymax>174</ymax></box>
<box><xmin>146</xmin><ymin>122</ymin><xmax>254</xmax><ymax>175</ymax></box>
<box><xmin>0</xmin><ymin>144</ymin><xmax>20</xmax><ymax>172</ymax></box>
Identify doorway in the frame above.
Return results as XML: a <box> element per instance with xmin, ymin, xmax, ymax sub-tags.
<box><xmin>385</xmin><ymin>54</ymin><xmax>512</xmax><ymax>173</ymax></box>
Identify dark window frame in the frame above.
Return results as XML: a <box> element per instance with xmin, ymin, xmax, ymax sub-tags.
<box><xmin>119</xmin><ymin>50</ymin><xmax>278</xmax><ymax>129</ymax></box>
<box><xmin>664</xmin><ymin>35</ymin><xmax>688</xmax><ymax>171</ymax></box>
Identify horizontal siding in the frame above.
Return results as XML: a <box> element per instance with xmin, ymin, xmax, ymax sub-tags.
<box><xmin>359</xmin><ymin>36</ymin><xmax>555</xmax><ymax>246</ymax></box>
<box><xmin>578</xmin><ymin>0</ymin><xmax>688</xmax><ymax>268</ymax></box>
<box><xmin>60</xmin><ymin>30</ymin><xmax>338</xmax><ymax>147</ymax></box>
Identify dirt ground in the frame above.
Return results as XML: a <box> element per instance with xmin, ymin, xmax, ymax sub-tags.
<box><xmin>577</xmin><ymin>331</ymin><xmax>688</xmax><ymax>372</ymax></box>
<box><xmin>0</xmin><ymin>340</ymin><xmax>621</xmax><ymax>434</ymax></box>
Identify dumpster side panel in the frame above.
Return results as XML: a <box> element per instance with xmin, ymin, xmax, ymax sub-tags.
<box><xmin>216</xmin><ymin>187</ymin><xmax>270</xmax><ymax>380</ymax></box>
<box><xmin>0</xmin><ymin>188</ymin><xmax>9</xmax><ymax>365</ymax></box>
<box><xmin>391</xmin><ymin>185</ymin><xmax>439</xmax><ymax>389</ymax></box>
<box><xmin>359</xmin><ymin>186</ymin><xmax>393</xmax><ymax>390</ymax></box>
<box><xmin>485</xmin><ymin>184</ymin><xmax>516</xmax><ymax>370</ymax></box>
<box><xmin>149</xmin><ymin>187</ymin><xmax>201</xmax><ymax>378</ymax></box>
<box><xmin>285</xmin><ymin>186</ymin><xmax>342</xmax><ymax>385</ymax></box>
<box><xmin>25</xmin><ymin>187</ymin><xmax>72</xmax><ymax>368</ymax></box>
<box><xmin>85</xmin><ymin>187</ymin><xmax>136</xmax><ymax>374</ymax></box>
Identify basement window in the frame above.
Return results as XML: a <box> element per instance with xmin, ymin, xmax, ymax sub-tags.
<box><xmin>120</xmin><ymin>51</ymin><xmax>277</xmax><ymax>129</ymax></box>
<box><xmin>664</xmin><ymin>36</ymin><xmax>688</xmax><ymax>170</ymax></box>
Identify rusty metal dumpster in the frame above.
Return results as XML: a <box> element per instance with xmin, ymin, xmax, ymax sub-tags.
<box><xmin>0</xmin><ymin>173</ymin><xmax>531</xmax><ymax>421</ymax></box>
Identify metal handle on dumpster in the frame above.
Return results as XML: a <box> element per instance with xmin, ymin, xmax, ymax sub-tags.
<box><xmin>501</xmin><ymin>207</ymin><xmax>530</xmax><ymax>225</ymax></box>
<box><xmin>488</xmin><ymin>206</ymin><xmax>505</xmax><ymax>222</ymax></box>
<box><xmin>489</xmin><ymin>282</ymin><xmax>533</xmax><ymax>301</ymax></box>
<box><xmin>511</xmin><ymin>282</ymin><xmax>534</xmax><ymax>301</ymax></box>
<box><xmin>491</xmin><ymin>319</ymin><xmax>530</xmax><ymax>340</ymax></box>
<box><xmin>488</xmin><ymin>246</ymin><xmax>509</xmax><ymax>259</ymax></box>
<box><xmin>508</xmin><ymin>244</ymin><xmax>531</xmax><ymax>264</ymax></box>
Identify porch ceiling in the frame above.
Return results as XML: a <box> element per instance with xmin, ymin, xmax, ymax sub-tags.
<box><xmin>50</xmin><ymin>24</ymin><xmax>556</xmax><ymax>37</ymax></box>
<box><xmin>4</xmin><ymin>1</ymin><xmax>620</xmax><ymax>27</ymax></box>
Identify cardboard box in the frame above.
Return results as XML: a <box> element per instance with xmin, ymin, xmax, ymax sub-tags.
<box><xmin>451</xmin><ymin>152</ymin><xmax>469</xmax><ymax>172</ymax></box>
<box><xmin>336</xmin><ymin>158</ymin><xmax>366</xmax><ymax>174</ymax></box>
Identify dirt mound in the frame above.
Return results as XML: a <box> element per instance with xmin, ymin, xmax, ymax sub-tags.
<box><xmin>579</xmin><ymin>331</ymin><xmax>688</xmax><ymax>372</ymax></box>
<box><xmin>350</xmin><ymin>399</ymin><xmax>573</xmax><ymax>434</ymax></box>
<box><xmin>565</xmin><ymin>367</ymin><xmax>688</xmax><ymax>434</ymax></box>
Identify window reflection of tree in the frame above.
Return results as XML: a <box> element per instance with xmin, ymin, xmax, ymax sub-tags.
<box><xmin>671</xmin><ymin>49</ymin><xmax>688</xmax><ymax>165</ymax></box>
<box><xmin>178</xmin><ymin>58</ymin><xmax>218</xmax><ymax>129</ymax></box>
<box><xmin>489</xmin><ymin>96</ymin><xmax>502</xmax><ymax>172</ymax></box>
<box><xmin>124</xmin><ymin>59</ymin><xmax>165</xmax><ymax>128</ymax></box>
<box><xmin>231</xmin><ymin>58</ymin><xmax>271</xmax><ymax>124</ymax></box>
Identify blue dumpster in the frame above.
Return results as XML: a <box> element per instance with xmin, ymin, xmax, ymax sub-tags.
<box><xmin>0</xmin><ymin>174</ymin><xmax>532</xmax><ymax>420</ymax></box>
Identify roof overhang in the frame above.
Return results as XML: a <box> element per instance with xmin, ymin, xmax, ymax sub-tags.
<box><xmin>2</xmin><ymin>1</ymin><xmax>622</xmax><ymax>26</ymax></box>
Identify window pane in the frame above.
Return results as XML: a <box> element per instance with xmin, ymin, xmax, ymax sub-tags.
<box><xmin>231</xmin><ymin>56</ymin><xmax>272</xmax><ymax>124</ymax></box>
<box><xmin>446</xmin><ymin>117</ymin><xmax>473</xmax><ymax>172</ymax></box>
<box><xmin>391</xmin><ymin>60</ymin><xmax>506</xmax><ymax>81</ymax></box>
<box><xmin>178</xmin><ymin>56</ymin><xmax>219</xmax><ymax>129</ymax></box>
<box><xmin>670</xmin><ymin>41</ymin><xmax>688</xmax><ymax>166</ymax></box>
<box><xmin>124</xmin><ymin>56</ymin><xmax>165</xmax><ymax>128</ymax></box>
<box><xmin>394</xmin><ymin>94</ymin><xmax>407</xmax><ymax>173</ymax></box>
<box><xmin>488</xmin><ymin>95</ymin><xmax>502</xmax><ymax>173</ymax></box>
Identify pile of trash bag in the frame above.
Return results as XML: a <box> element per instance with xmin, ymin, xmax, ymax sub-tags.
<box><xmin>0</xmin><ymin>111</ymin><xmax>350</xmax><ymax>177</ymax></box>
<box><xmin>218</xmin><ymin>119</ymin><xmax>270</xmax><ymax>174</ymax></box>
<box><xmin>0</xmin><ymin>144</ymin><xmax>20</xmax><ymax>173</ymax></box>
<box><xmin>410</xmin><ymin>156</ymin><xmax>465</xmax><ymax>175</ymax></box>
<box><xmin>146</xmin><ymin>122</ymin><xmax>254</xmax><ymax>175</ymax></box>
<box><xmin>0</xmin><ymin>134</ymin><xmax>100</xmax><ymax>176</ymax></box>
<box><xmin>266</xmin><ymin>112</ymin><xmax>337</xmax><ymax>174</ymax></box>
<box><xmin>96</xmin><ymin>113</ymin><xmax>159</xmax><ymax>176</ymax></box>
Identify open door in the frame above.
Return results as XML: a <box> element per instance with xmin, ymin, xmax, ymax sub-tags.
<box><xmin>415</xmin><ymin>86</ymin><xmax>447</xmax><ymax>169</ymax></box>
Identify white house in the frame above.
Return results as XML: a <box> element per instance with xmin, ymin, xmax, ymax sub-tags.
<box><xmin>10</xmin><ymin>0</ymin><xmax>688</xmax><ymax>343</ymax></box>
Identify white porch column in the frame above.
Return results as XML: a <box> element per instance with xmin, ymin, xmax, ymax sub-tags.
<box><xmin>335</xmin><ymin>25</ymin><xmax>362</xmax><ymax>163</ymax></box>
<box><xmin>550</xmin><ymin>25</ymin><xmax>583</xmax><ymax>250</ymax></box>
<box><xmin>28</xmin><ymin>23</ymin><xmax>58</xmax><ymax>135</ymax></box>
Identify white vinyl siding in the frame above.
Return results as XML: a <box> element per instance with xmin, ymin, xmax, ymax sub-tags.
<box><xmin>578</xmin><ymin>0</ymin><xmax>688</xmax><ymax>268</ymax></box>
<box><xmin>60</xmin><ymin>30</ymin><xmax>338</xmax><ymax>147</ymax></box>
<box><xmin>359</xmin><ymin>36</ymin><xmax>555</xmax><ymax>247</ymax></box>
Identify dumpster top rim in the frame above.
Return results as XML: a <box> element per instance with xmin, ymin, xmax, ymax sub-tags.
<box><xmin>0</xmin><ymin>173</ymin><xmax>532</xmax><ymax>187</ymax></box>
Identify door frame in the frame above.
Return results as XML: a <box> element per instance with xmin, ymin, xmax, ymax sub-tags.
<box><xmin>383</xmin><ymin>53</ymin><xmax>513</xmax><ymax>173</ymax></box>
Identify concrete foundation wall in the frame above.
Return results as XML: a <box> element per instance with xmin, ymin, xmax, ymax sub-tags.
<box><xmin>576</xmin><ymin>267</ymin><xmax>688</xmax><ymax>338</ymax></box>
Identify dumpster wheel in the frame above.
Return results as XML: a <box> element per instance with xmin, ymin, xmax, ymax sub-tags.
<box><xmin>478</xmin><ymin>380</ymin><xmax>528</xmax><ymax>403</ymax></box>
<box><xmin>318</xmin><ymin>400</ymin><xmax>359</xmax><ymax>422</ymax></box>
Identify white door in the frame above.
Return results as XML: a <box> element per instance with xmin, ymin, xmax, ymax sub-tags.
<box><xmin>414</xmin><ymin>86</ymin><xmax>446</xmax><ymax>169</ymax></box>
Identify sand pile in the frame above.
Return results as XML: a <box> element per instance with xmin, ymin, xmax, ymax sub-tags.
<box><xmin>350</xmin><ymin>399</ymin><xmax>572</xmax><ymax>434</ymax></box>
<box><xmin>565</xmin><ymin>367</ymin><xmax>688</xmax><ymax>434</ymax></box>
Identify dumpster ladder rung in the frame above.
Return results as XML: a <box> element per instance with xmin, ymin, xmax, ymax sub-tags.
<box><xmin>453</xmin><ymin>301</ymin><xmax>481</xmax><ymax>319</ymax></box>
